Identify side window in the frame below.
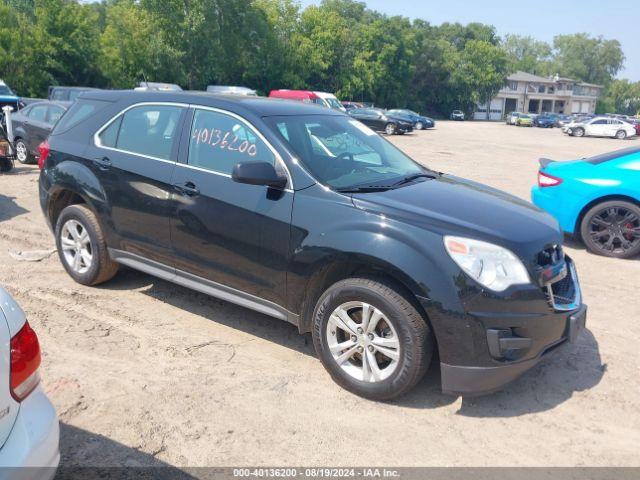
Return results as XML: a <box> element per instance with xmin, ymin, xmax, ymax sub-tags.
<box><xmin>47</xmin><ymin>106</ymin><xmax>65</xmax><ymax>125</ymax></box>
<box><xmin>98</xmin><ymin>116</ymin><xmax>122</xmax><ymax>148</ymax></box>
<box><xmin>188</xmin><ymin>109</ymin><xmax>275</xmax><ymax>175</ymax></box>
<box><xmin>29</xmin><ymin>105</ymin><xmax>47</xmax><ymax>122</ymax></box>
<box><xmin>116</xmin><ymin>105</ymin><xmax>183</xmax><ymax>160</ymax></box>
<box><xmin>55</xmin><ymin>99</ymin><xmax>111</xmax><ymax>133</ymax></box>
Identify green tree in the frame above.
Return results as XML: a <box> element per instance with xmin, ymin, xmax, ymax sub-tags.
<box><xmin>100</xmin><ymin>0</ymin><xmax>182</xmax><ymax>89</ymax></box>
<box><xmin>550</xmin><ymin>33</ymin><xmax>624</xmax><ymax>86</ymax></box>
<box><xmin>502</xmin><ymin>34</ymin><xmax>552</xmax><ymax>75</ymax></box>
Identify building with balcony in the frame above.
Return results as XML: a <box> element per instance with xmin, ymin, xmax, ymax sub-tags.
<box><xmin>473</xmin><ymin>71</ymin><xmax>603</xmax><ymax>120</ymax></box>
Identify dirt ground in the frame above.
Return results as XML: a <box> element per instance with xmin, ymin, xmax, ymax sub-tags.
<box><xmin>1</xmin><ymin>121</ymin><xmax>639</xmax><ymax>469</ymax></box>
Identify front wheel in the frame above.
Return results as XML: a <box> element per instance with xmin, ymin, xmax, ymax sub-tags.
<box><xmin>415</xmin><ymin>121</ymin><xmax>424</xmax><ymax>130</ymax></box>
<box><xmin>573</xmin><ymin>127</ymin><xmax>585</xmax><ymax>137</ymax></box>
<box><xmin>580</xmin><ymin>201</ymin><xmax>640</xmax><ymax>259</ymax></box>
<box><xmin>615</xmin><ymin>130</ymin><xmax>627</xmax><ymax>140</ymax></box>
<box><xmin>385</xmin><ymin>123</ymin><xmax>396</xmax><ymax>135</ymax></box>
<box><xmin>312</xmin><ymin>277</ymin><xmax>433</xmax><ymax>401</ymax></box>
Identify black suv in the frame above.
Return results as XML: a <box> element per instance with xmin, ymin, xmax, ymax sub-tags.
<box><xmin>39</xmin><ymin>91</ymin><xmax>587</xmax><ymax>400</ymax></box>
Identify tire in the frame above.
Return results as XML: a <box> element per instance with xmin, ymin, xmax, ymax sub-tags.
<box><xmin>573</xmin><ymin>127</ymin><xmax>585</xmax><ymax>137</ymax></box>
<box><xmin>55</xmin><ymin>204</ymin><xmax>119</xmax><ymax>285</ymax></box>
<box><xmin>385</xmin><ymin>123</ymin><xmax>396</xmax><ymax>135</ymax></box>
<box><xmin>616</xmin><ymin>130</ymin><xmax>627</xmax><ymax>140</ymax></box>
<box><xmin>14</xmin><ymin>138</ymin><xmax>34</xmax><ymax>164</ymax></box>
<box><xmin>312</xmin><ymin>277</ymin><xmax>433</xmax><ymax>401</ymax></box>
<box><xmin>580</xmin><ymin>200</ymin><xmax>640</xmax><ymax>259</ymax></box>
<box><xmin>415</xmin><ymin>121</ymin><xmax>424</xmax><ymax>130</ymax></box>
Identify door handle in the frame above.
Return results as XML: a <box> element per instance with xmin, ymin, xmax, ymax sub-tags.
<box><xmin>94</xmin><ymin>156</ymin><xmax>112</xmax><ymax>170</ymax></box>
<box><xmin>173</xmin><ymin>181</ymin><xmax>200</xmax><ymax>197</ymax></box>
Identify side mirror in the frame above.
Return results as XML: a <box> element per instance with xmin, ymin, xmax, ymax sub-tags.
<box><xmin>232</xmin><ymin>161</ymin><xmax>287</xmax><ymax>190</ymax></box>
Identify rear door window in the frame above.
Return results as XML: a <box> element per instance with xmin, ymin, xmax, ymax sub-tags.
<box><xmin>115</xmin><ymin>105</ymin><xmax>184</xmax><ymax>161</ymax></box>
<box><xmin>187</xmin><ymin>108</ymin><xmax>275</xmax><ymax>175</ymax></box>
<box><xmin>47</xmin><ymin>105</ymin><xmax>65</xmax><ymax>125</ymax></box>
<box><xmin>28</xmin><ymin>105</ymin><xmax>47</xmax><ymax>122</ymax></box>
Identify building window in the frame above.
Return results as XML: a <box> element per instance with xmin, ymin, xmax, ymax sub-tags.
<box><xmin>538</xmin><ymin>85</ymin><xmax>546</xmax><ymax>93</ymax></box>
<box><xmin>548</xmin><ymin>86</ymin><xmax>555</xmax><ymax>94</ymax></box>
<box><xmin>507</xmin><ymin>81</ymin><xmax>518</xmax><ymax>91</ymax></box>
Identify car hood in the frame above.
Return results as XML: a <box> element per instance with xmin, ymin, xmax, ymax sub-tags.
<box><xmin>352</xmin><ymin>174</ymin><xmax>562</xmax><ymax>257</ymax></box>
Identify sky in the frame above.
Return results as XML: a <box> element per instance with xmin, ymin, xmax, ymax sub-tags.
<box><xmin>298</xmin><ymin>0</ymin><xmax>640</xmax><ymax>81</ymax></box>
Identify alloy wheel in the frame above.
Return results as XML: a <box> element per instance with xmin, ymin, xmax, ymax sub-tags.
<box><xmin>415</xmin><ymin>122</ymin><xmax>424</xmax><ymax>130</ymax></box>
<box><xmin>385</xmin><ymin>123</ymin><xmax>396</xmax><ymax>135</ymax></box>
<box><xmin>326</xmin><ymin>301</ymin><xmax>400</xmax><ymax>383</ymax></box>
<box><xmin>616</xmin><ymin>130</ymin><xmax>626</xmax><ymax>139</ymax></box>
<box><xmin>589</xmin><ymin>206</ymin><xmax>640</xmax><ymax>255</ymax></box>
<box><xmin>15</xmin><ymin>141</ymin><xmax>28</xmax><ymax>163</ymax></box>
<box><xmin>60</xmin><ymin>219</ymin><xmax>93</xmax><ymax>274</ymax></box>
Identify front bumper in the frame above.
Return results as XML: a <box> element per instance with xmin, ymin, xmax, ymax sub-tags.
<box><xmin>0</xmin><ymin>386</ymin><xmax>60</xmax><ymax>478</ymax></box>
<box><xmin>441</xmin><ymin>304</ymin><xmax>587</xmax><ymax>396</ymax></box>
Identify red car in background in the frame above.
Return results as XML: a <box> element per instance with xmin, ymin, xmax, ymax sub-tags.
<box><xmin>631</xmin><ymin>118</ymin><xmax>640</xmax><ymax>136</ymax></box>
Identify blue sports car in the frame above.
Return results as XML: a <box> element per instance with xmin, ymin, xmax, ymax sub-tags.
<box><xmin>531</xmin><ymin>146</ymin><xmax>640</xmax><ymax>259</ymax></box>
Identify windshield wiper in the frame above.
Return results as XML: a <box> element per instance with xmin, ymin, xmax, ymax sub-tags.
<box><xmin>335</xmin><ymin>185</ymin><xmax>394</xmax><ymax>193</ymax></box>
<box><xmin>390</xmin><ymin>172</ymin><xmax>438</xmax><ymax>187</ymax></box>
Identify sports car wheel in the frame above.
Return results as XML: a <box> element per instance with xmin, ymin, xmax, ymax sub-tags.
<box><xmin>415</xmin><ymin>121</ymin><xmax>424</xmax><ymax>130</ymax></box>
<box><xmin>580</xmin><ymin>201</ymin><xmax>640</xmax><ymax>259</ymax></box>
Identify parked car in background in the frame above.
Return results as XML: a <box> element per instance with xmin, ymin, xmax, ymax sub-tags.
<box><xmin>532</xmin><ymin>146</ymin><xmax>640</xmax><ymax>259</ymax></box>
<box><xmin>516</xmin><ymin>114</ymin><xmax>533</xmax><ymax>127</ymax></box>
<box><xmin>533</xmin><ymin>115</ymin><xmax>556</xmax><ymax>128</ymax></box>
<box><xmin>556</xmin><ymin>114</ymin><xmax>574</xmax><ymax>128</ymax></box>
<box><xmin>628</xmin><ymin>118</ymin><xmax>640</xmax><ymax>136</ymax></box>
<box><xmin>349</xmin><ymin>107</ymin><xmax>413</xmax><ymax>134</ymax></box>
<box><xmin>0</xmin><ymin>286</ymin><xmax>60</xmax><ymax>476</ymax></box>
<box><xmin>387</xmin><ymin>109</ymin><xmax>434</xmax><ymax>130</ymax></box>
<box><xmin>206</xmin><ymin>85</ymin><xmax>258</xmax><ymax>96</ymax></box>
<box><xmin>11</xmin><ymin>101</ymin><xmax>70</xmax><ymax>164</ymax></box>
<box><xmin>341</xmin><ymin>101</ymin><xmax>364</xmax><ymax>111</ymax></box>
<box><xmin>506</xmin><ymin>112</ymin><xmax>521</xmax><ymax>125</ymax></box>
<box><xmin>134</xmin><ymin>82</ymin><xmax>182</xmax><ymax>92</ymax></box>
<box><xmin>0</xmin><ymin>80</ymin><xmax>21</xmax><ymax>114</ymax></box>
<box><xmin>39</xmin><ymin>90</ymin><xmax>586</xmax><ymax>399</ymax></box>
<box><xmin>563</xmin><ymin>117</ymin><xmax>636</xmax><ymax>139</ymax></box>
<box><xmin>450</xmin><ymin>110</ymin><xmax>464</xmax><ymax>121</ymax></box>
<box><xmin>48</xmin><ymin>86</ymin><xmax>98</xmax><ymax>102</ymax></box>
<box><xmin>269</xmin><ymin>90</ymin><xmax>345</xmax><ymax>112</ymax></box>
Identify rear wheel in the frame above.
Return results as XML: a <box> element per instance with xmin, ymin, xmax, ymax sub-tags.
<box><xmin>580</xmin><ymin>201</ymin><xmax>640</xmax><ymax>259</ymax></box>
<box><xmin>615</xmin><ymin>130</ymin><xmax>627</xmax><ymax>140</ymax></box>
<box><xmin>15</xmin><ymin>139</ymin><xmax>33</xmax><ymax>164</ymax></box>
<box><xmin>55</xmin><ymin>204</ymin><xmax>119</xmax><ymax>285</ymax></box>
<box><xmin>385</xmin><ymin>123</ymin><xmax>396</xmax><ymax>135</ymax></box>
<box><xmin>312</xmin><ymin>277</ymin><xmax>433</xmax><ymax>400</ymax></box>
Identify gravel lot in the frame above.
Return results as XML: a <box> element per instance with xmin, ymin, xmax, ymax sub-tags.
<box><xmin>1</xmin><ymin>121</ymin><xmax>639</xmax><ymax>469</ymax></box>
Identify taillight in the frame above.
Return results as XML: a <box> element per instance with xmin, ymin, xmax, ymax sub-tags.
<box><xmin>538</xmin><ymin>170</ymin><xmax>563</xmax><ymax>187</ymax></box>
<box><xmin>37</xmin><ymin>140</ymin><xmax>50</xmax><ymax>170</ymax></box>
<box><xmin>10</xmin><ymin>321</ymin><xmax>41</xmax><ymax>402</ymax></box>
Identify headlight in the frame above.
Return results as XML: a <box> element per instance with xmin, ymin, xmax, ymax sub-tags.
<box><xmin>443</xmin><ymin>236</ymin><xmax>531</xmax><ymax>292</ymax></box>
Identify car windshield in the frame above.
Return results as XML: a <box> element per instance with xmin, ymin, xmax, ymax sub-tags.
<box><xmin>265</xmin><ymin>114</ymin><xmax>429</xmax><ymax>191</ymax></box>
<box><xmin>0</xmin><ymin>85</ymin><xmax>15</xmax><ymax>96</ymax></box>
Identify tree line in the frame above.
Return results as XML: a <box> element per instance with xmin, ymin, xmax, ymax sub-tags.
<box><xmin>1</xmin><ymin>0</ymin><xmax>637</xmax><ymax>116</ymax></box>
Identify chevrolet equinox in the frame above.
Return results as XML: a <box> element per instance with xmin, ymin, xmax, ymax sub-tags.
<box><xmin>39</xmin><ymin>91</ymin><xmax>587</xmax><ymax>400</ymax></box>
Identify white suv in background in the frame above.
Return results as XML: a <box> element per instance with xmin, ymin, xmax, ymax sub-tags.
<box><xmin>0</xmin><ymin>287</ymin><xmax>59</xmax><ymax>479</ymax></box>
<box><xmin>564</xmin><ymin>116</ymin><xmax>637</xmax><ymax>139</ymax></box>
